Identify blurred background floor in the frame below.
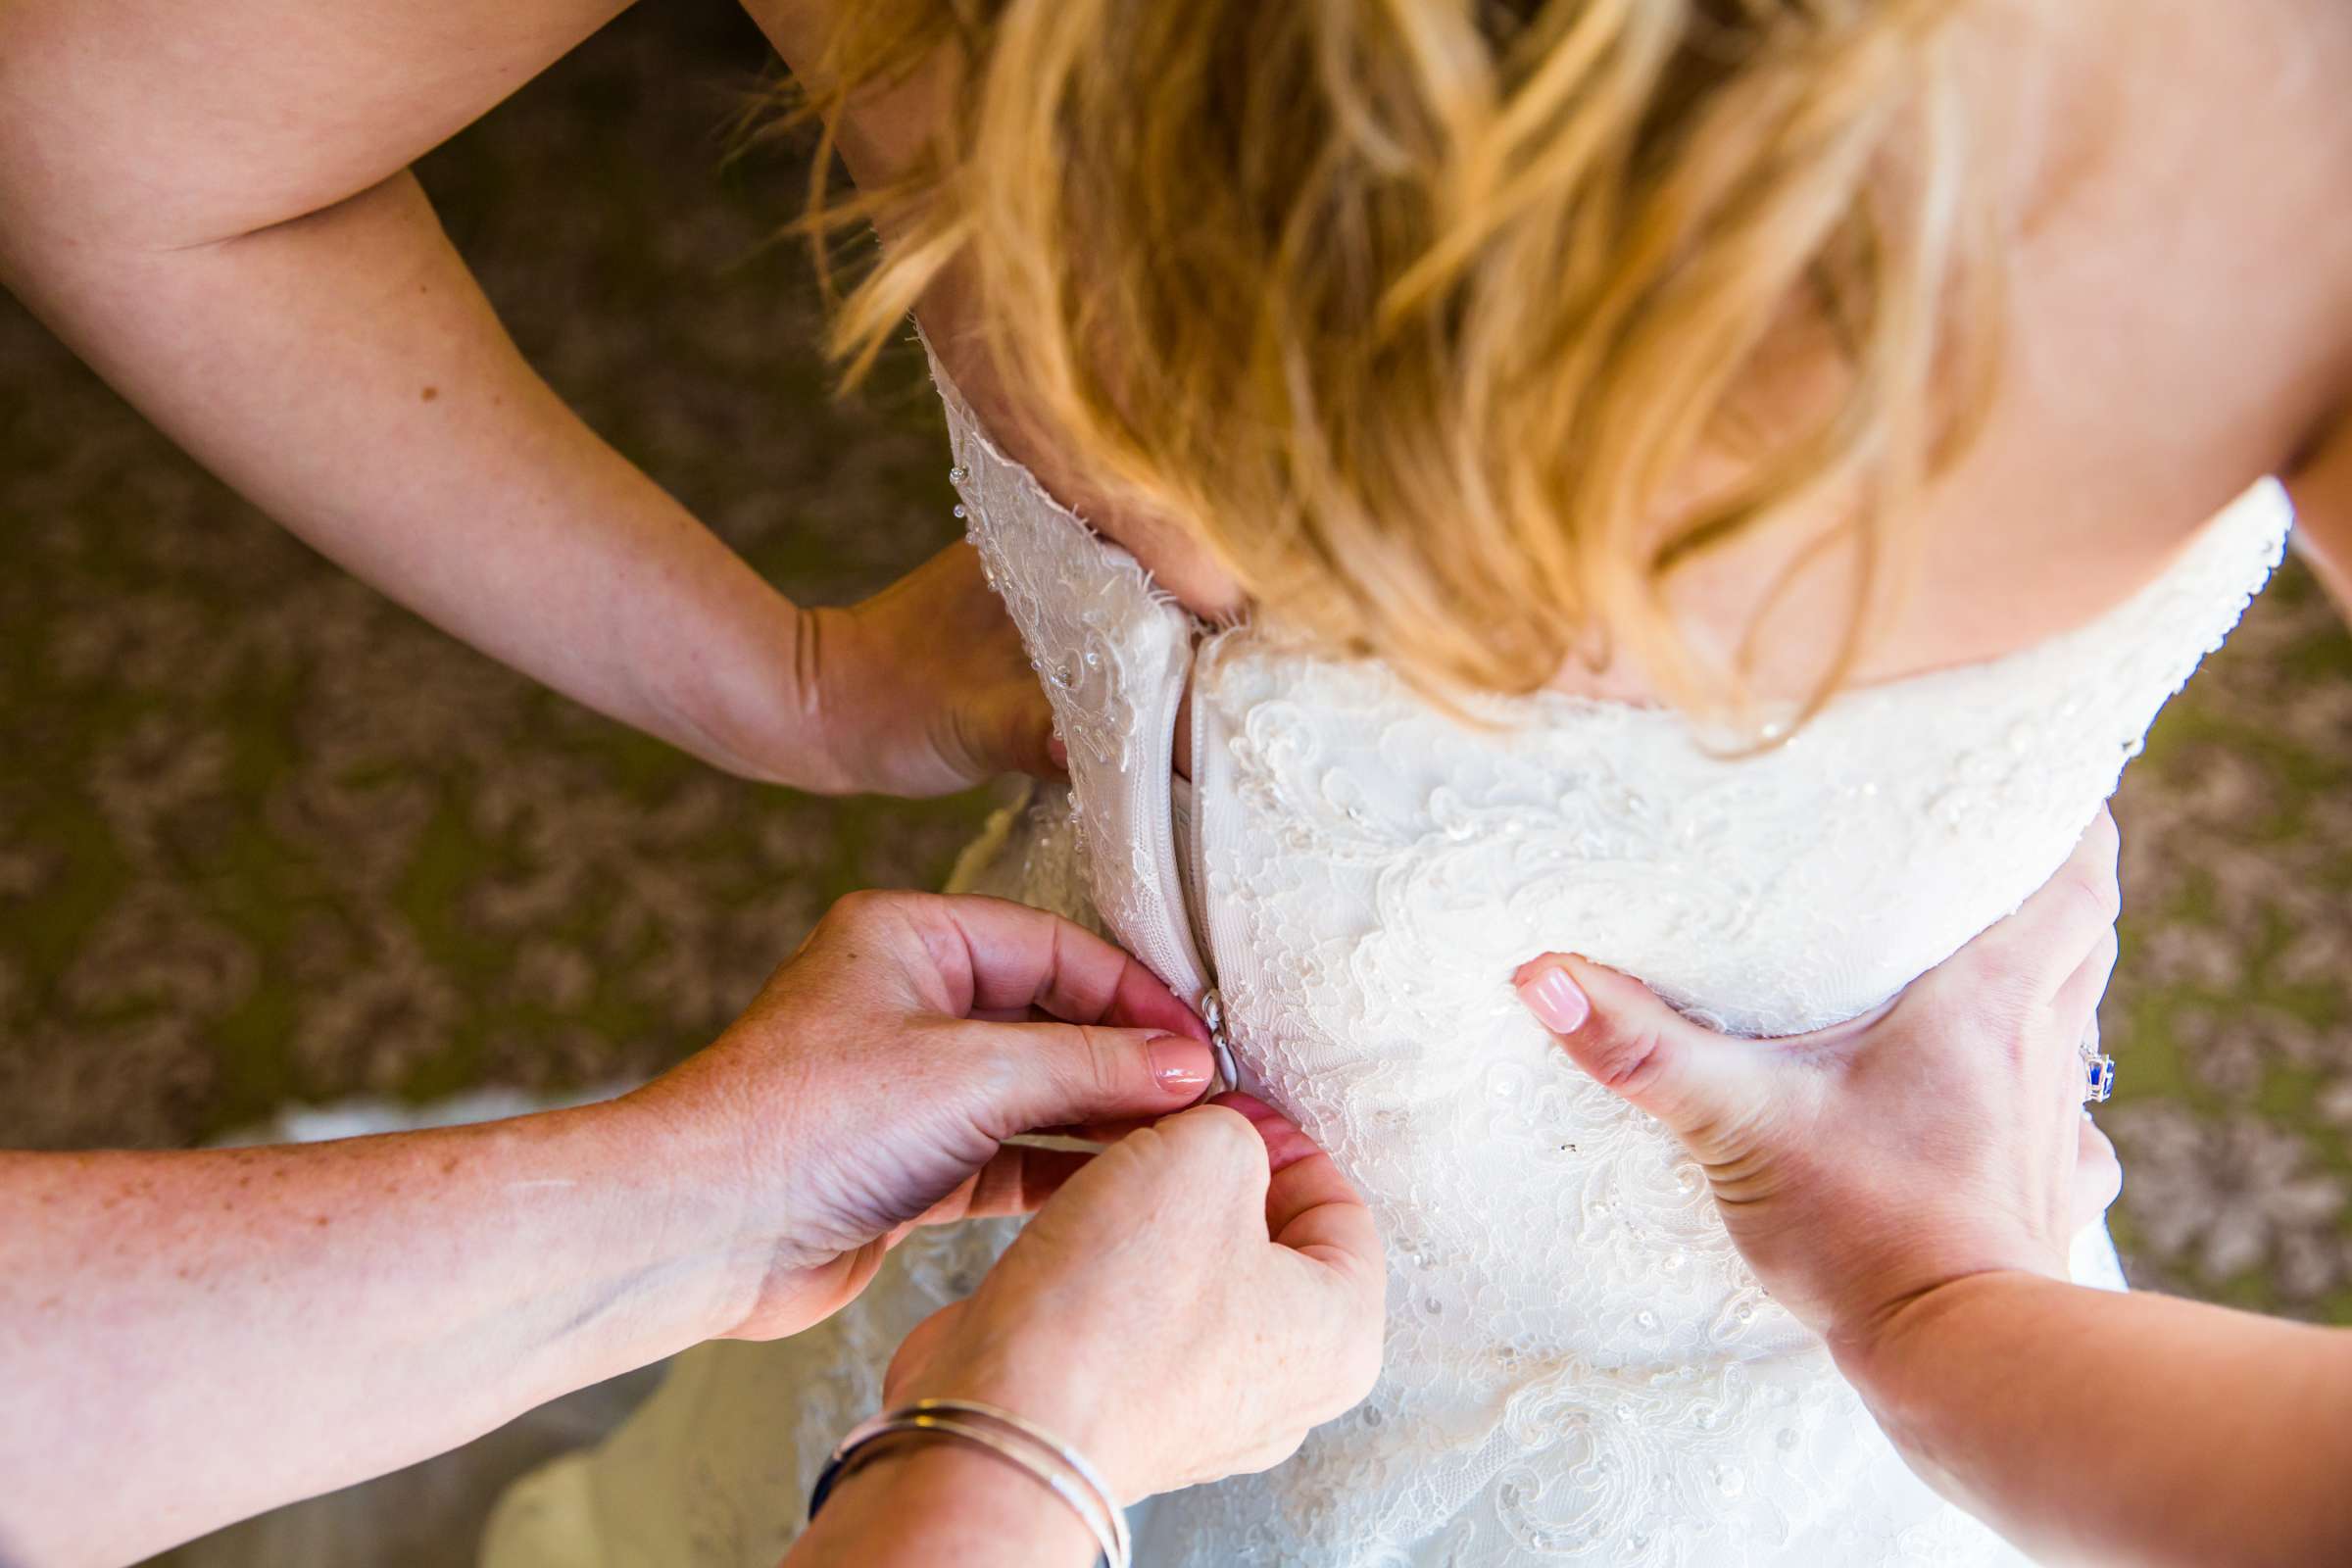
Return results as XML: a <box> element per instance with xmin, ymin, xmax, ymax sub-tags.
<box><xmin>3</xmin><ymin>0</ymin><xmax>2349</xmax><ymax>1365</ymax></box>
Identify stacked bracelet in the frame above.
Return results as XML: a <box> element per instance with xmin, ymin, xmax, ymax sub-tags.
<box><xmin>808</xmin><ymin>1397</ymin><xmax>1132</xmax><ymax>1568</ymax></box>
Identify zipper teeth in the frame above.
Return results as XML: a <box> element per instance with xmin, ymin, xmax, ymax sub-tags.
<box><xmin>1123</xmin><ymin>625</ymin><xmax>1234</xmax><ymax>1086</ymax></box>
<box><xmin>1186</xmin><ymin>780</ymin><xmax>1218</xmax><ymax>995</ymax></box>
<box><xmin>1190</xmin><ymin>837</ymin><xmax>1237</xmax><ymax>1092</ymax></box>
<box><xmin>1182</xmin><ymin>633</ymin><xmax>1240</xmax><ymax>1092</ymax></box>
<box><xmin>1136</xmin><ymin>693</ymin><xmax>1206</xmax><ymax>1000</ymax></box>
<box><xmin>1180</xmin><ymin>634</ymin><xmax>1221</xmax><ymax>998</ymax></box>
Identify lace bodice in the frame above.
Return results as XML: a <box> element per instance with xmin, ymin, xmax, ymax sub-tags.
<box><xmin>481</xmin><ymin>369</ymin><xmax>2286</xmax><ymax>1568</ymax></box>
<box><xmin>933</xmin><ymin>361</ymin><xmax>2288</xmax><ymax>1565</ymax></box>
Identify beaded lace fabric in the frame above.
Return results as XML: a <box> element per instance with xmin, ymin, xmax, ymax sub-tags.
<box><xmin>481</xmin><ymin>362</ymin><xmax>2289</xmax><ymax>1567</ymax></box>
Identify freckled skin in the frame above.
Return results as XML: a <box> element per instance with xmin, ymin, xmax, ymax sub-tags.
<box><xmin>0</xmin><ymin>891</ymin><xmax>1222</xmax><ymax>1566</ymax></box>
<box><xmin>0</xmin><ymin>1105</ymin><xmax>743</xmax><ymax>1564</ymax></box>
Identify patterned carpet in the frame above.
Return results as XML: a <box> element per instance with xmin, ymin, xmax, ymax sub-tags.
<box><xmin>3</xmin><ymin>0</ymin><xmax>2349</xmax><ymax>1346</ymax></box>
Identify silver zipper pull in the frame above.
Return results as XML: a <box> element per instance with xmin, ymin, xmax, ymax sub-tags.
<box><xmin>1200</xmin><ymin>988</ymin><xmax>1241</xmax><ymax>1096</ymax></box>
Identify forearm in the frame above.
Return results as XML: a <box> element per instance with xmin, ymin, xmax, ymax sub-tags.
<box><xmin>0</xmin><ymin>1093</ymin><xmax>755</xmax><ymax>1566</ymax></box>
<box><xmin>0</xmin><ymin>171</ymin><xmax>834</xmax><ymax>787</ymax></box>
<box><xmin>1838</xmin><ymin>1270</ymin><xmax>2352</xmax><ymax>1567</ymax></box>
<box><xmin>787</xmin><ymin>1442</ymin><xmax>1100</xmax><ymax>1568</ymax></box>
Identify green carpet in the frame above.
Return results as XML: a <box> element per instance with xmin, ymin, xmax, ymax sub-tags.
<box><xmin>3</xmin><ymin>3</ymin><xmax>2347</xmax><ymax>1332</ymax></box>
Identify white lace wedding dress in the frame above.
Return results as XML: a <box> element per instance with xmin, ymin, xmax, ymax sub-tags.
<box><xmin>480</xmin><ymin>361</ymin><xmax>2290</xmax><ymax>1567</ymax></box>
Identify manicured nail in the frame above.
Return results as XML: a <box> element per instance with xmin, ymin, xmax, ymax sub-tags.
<box><xmin>1048</xmin><ymin>734</ymin><xmax>1069</xmax><ymax>769</ymax></box>
<box><xmin>1147</xmin><ymin>1035</ymin><xmax>1214</xmax><ymax>1095</ymax></box>
<box><xmin>1520</xmin><ymin>967</ymin><xmax>1590</xmax><ymax>1035</ymax></box>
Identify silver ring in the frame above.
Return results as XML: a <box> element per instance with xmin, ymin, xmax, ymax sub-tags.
<box><xmin>2080</xmin><ymin>1023</ymin><xmax>2116</xmax><ymax>1104</ymax></box>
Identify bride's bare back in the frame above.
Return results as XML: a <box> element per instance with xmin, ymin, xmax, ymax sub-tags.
<box><xmin>753</xmin><ymin>0</ymin><xmax>2352</xmax><ymax>704</ymax></box>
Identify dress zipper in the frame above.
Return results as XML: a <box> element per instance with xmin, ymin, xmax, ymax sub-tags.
<box><xmin>1180</xmin><ymin>634</ymin><xmax>1240</xmax><ymax>1094</ymax></box>
<box><xmin>1200</xmin><ymin>988</ymin><xmax>1237</xmax><ymax>1095</ymax></box>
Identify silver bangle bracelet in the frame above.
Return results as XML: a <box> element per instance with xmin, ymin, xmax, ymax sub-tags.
<box><xmin>808</xmin><ymin>1398</ymin><xmax>1132</xmax><ymax>1568</ymax></box>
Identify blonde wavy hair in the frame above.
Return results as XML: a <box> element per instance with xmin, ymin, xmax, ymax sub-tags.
<box><xmin>791</xmin><ymin>0</ymin><xmax>1997</xmax><ymax>728</ymax></box>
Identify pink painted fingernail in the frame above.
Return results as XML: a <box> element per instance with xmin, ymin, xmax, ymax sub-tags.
<box><xmin>1520</xmin><ymin>968</ymin><xmax>1590</xmax><ymax>1035</ymax></box>
<box><xmin>1147</xmin><ymin>1035</ymin><xmax>1214</xmax><ymax>1095</ymax></box>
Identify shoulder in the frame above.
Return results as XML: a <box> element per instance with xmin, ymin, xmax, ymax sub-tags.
<box><xmin>0</xmin><ymin>0</ymin><xmax>634</xmax><ymax>246</ymax></box>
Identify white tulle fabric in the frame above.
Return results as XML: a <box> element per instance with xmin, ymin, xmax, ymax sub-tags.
<box><xmin>481</xmin><ymin>367</ymin><xmax>2288</xmax><ymax>1568</ymax></box>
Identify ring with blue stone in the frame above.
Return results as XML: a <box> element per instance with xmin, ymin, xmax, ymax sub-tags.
<box><xmin>2080</xmin><ymin>1026</ymin><xmax>2117</xmax><ymax>1104</ymax></box>
<box><xmin>2082</xmin><ymin>1052</ymin><xmax>2116</xmax><ymax>1103</ymax></box>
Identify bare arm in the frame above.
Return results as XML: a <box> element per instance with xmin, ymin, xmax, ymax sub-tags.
<box><xmin>0</xmin><ymin>2</ymin><xmax>796</xmax><ymax>762</ymax></box>
<box><xmin>0</xmin><ymin>1102</ymin><xmax>749</xmax><ymax>1568</ymax></box>
<box><xmin>0</xmin><ymin>0</ymin><xmax>1053</xmax><ymax>796</ymax></box>
<box><xmin>1842</xmin><ymin>1271</ymin><xmax>2352</xmax><ymax>1568</ymax></box>
<box><xmin>0</xmin><ymin>894</ymin><xmax>1220</xmax><ymax>1566</ymax></box>
<box><xmin>7</xmin><ymin>169</ymin><xmax>835</xmax><ymax>780</ymax></box>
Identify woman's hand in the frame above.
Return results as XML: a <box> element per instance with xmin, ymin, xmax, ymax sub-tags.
<box><xmin>796</xmin><ymin>543</ymin><xmax>1061</xmax><ymax>796</ymax></box>
<box><xmin>876</xmin><ymin>1096</ymin><xmax>1387</xmax><ymax>1504</ymax></box>
<box><xmin>1516</xmin><ymin>810</ymin><xmax>2352</xmax><ymax>1568</ymax></box>
<box><xmin>629</xmin><ymin>890</ymin><xmax>1217</xmax><ymax>1342</ymax></box>
<box><xmin>0</xmin><ymin>888</ymin><xmax>1221</xmax><ymax>1564</ymax></box>
<box><xmin>1513</xmin><ymin>808</ymin><xmax>2125</xmax><ymax>1353</ymax></box>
